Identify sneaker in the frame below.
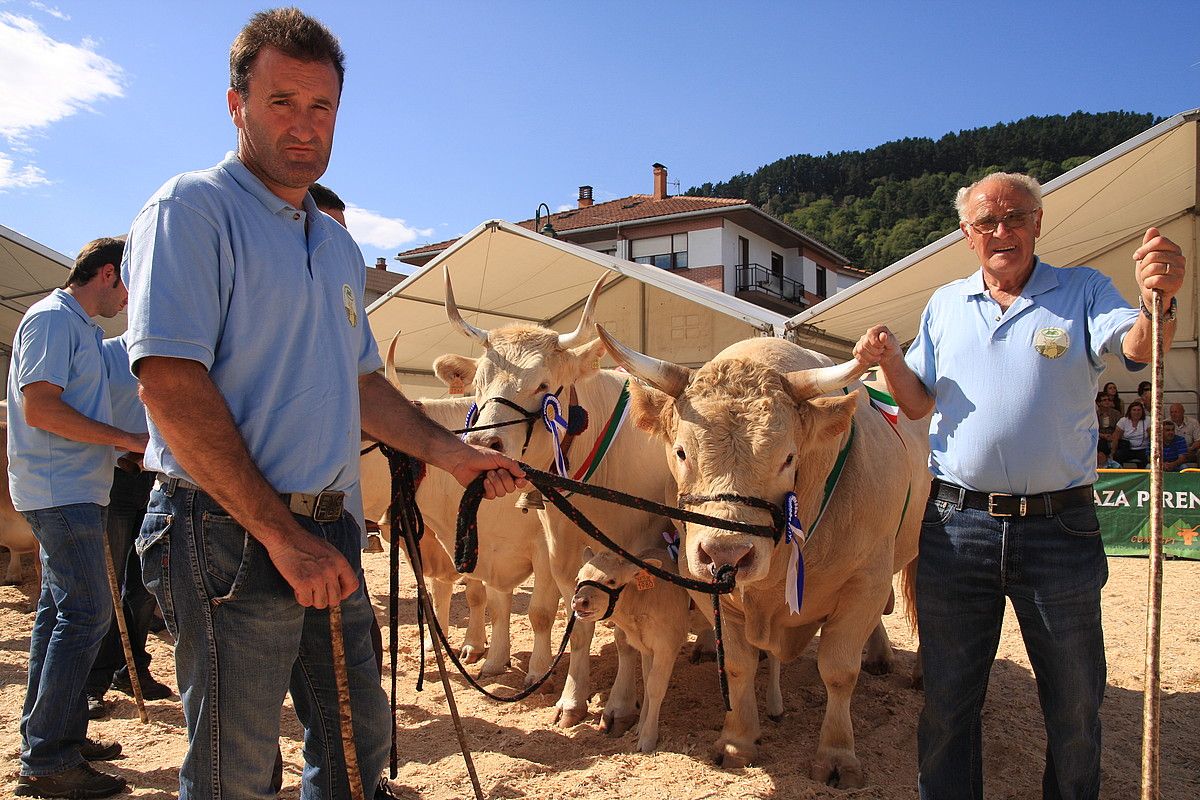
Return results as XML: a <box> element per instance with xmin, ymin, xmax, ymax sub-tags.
<box><xmin>86</xmin><ymin>693</ymin><xmax>108</xmax><ymax>720</ymax></box>
<box><xmin>111</xmin><ymin>671</ymin><xmax>173</xmax><ymax>701</ymax></box>
<box><xmin>80</xmin><ymin>737</ymin><xmax>122</xmax><ymax>761</ymax></box>
<box><xmin>14</xmin><ymin>762</ymin><xmax>127</xmax><ymax>798</ymax></box>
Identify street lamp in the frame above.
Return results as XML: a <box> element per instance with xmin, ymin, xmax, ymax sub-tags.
<box><xmin>534</xmin><ymin>203</ymin><xmax>558</xmax><ymax>238</ymax></box>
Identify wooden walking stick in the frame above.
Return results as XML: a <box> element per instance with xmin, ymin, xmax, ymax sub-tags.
<box><xmin>1141</xmin><ymin>289</ymin><xmax>1165</xmax><ymax>800</ymax></box>
<box><xmin>329</xmin><ymin>603</ymin><xmax>367</xmax><ymax>800</ymax></box>
<box><xmin>101</xmin><ymin>536</ymin><xmax>147</xmax><ymax>724</ymax></box>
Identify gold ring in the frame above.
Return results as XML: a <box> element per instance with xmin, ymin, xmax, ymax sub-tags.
<box><xmin>1165</xmin><ymin>263</ymin><xmax>1171</xmax><ymax>275</ymax></box>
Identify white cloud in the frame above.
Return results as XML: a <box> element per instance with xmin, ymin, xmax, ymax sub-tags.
<box><xmin>0</xmin><ymin>12</ymin><xmax>122</xmax><ymax>139</ymax></box>
<box><xmin>0</xmin><ymin>149</ymin><xmax>48</xmax><ymax>189</ymax></box>
<box><xmin>29</xmin><ymin>2</ymin><xmax>70</xmax><ymax>21</ymax></box>
<box><xmin>344</xmin><ymin>205</ymin><xmax>434</xmax><ymax>249</ymax></box>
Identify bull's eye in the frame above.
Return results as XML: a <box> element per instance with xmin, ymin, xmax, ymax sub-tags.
<box><xmin>537</xmin><ymin>382</ymin><xmax>549</xmax><ymax>393</ymax></box>
<box><xmin>675</xmin><ymin>447</ymin><xmax>686</xmax><ymax>461</ymax></box>
<box><xmin>606</xmin><ymin>578</ymin><xmax>617</xmax><ymax>588</ymax></box>
<box><xmin>784</xmin><ymin>453</ymin><xmax>795</xmax><ymax>467</ymax></box>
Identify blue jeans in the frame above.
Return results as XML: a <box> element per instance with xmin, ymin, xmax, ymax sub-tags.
<box><xmin>916</xmin><ymin>497</ymin><xmax>1108</xmax><ymax>800</ymax></box>
<box><xmin>20</xmin><ymin>503</ymin><xmax>112</xmax><ymax>776</ymax></box>
<box><xmin>138</xmin><ymin>485</ymin><xmax>389</xmax><ymax>800</ymax></box>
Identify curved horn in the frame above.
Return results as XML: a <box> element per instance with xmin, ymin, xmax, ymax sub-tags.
<box><xmin>596</xmin><ymin>324</ymin><xmax>691</xmax><ymax>398</ymax></box>
<box><xmin>385</xmin><ymin>331</ymin><xmax>402</xmax><ymax>388</ymax></box>
<box><xmin>443</xmin><ymin>266</ymin><xmax>489</xmax><ymax>344</ymax></box>
<box><xmin>558</xmin><ymin>273</ymin><xmax>608</xmax><ymax>349</ymax></box>
<box><xmin>783</xmin><ymin>359</ymin><xmax>869</xmax><ymax>402</ymax></box>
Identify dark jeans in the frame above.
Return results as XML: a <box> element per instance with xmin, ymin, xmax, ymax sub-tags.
<box><xmin>86</xmin><ymin>469</ymin><xmax>156</xmax><ymax>694</ymax></box>
<box><xmin>138</xmin><ymin>483</ymin><xmax>388</xmax><ymax>800</ymax></box>
<box><xmin>1112</xmin><ymin>440</ymin><xmax>1148</xmax><ymax>468</ymax></box>
<box><xmin>916</xmin><ymin>496</ymin><xmax>1107</xmax><ymax>800</ymax></box>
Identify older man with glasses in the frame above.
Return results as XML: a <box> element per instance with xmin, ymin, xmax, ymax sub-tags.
<box><xmin>854</xmin><ymin>171</ymin><xmax>1185</xmax><ymax>800</ymax></box>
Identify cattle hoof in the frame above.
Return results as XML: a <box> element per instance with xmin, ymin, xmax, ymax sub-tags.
<box><xmin>812</xmin><ymin>756</ymin><xmax>865</xmax><ymax>789</ymax></box>
<box><xmin>477</xmin><ymin>659</ymin><xmax>510</xmax><ymax>678</ymax></box>
<box><xmin>910</xmin><ymin>670</ymin><xmax>924</xmax><ymax>691</ymax></box>
<box><xmin>636</xmin><ymin>736</ymin><xmax>658</xmax><ymax>754</ymax></box>
<box><xmin>711</xmin><ymin>741</ymin><xmax>754</xmax><ymax>769</ymax></box>
<box><xmin>554</xmin><ymin>705</ymin><xmax>588</xmax><ymax>728</ymax></box>
<box><xmin>861</xmin><ymin>655</ymin><xmax>893</xmax><ymax>676</ymax></box>
<box><xmin>600</xmin><ymin>712</ymin><xmax>638</xmax><ymax>737</ymax></box>
<box><xmin>460</xmin><ymin>646</ymin><xmax>486</xmax><ymax>665</ymax></box>
<box><xmin>766</xmin><ymin>712</ymin><xmax>784</xmax><ymax>723</ymax></box>
<box><xmin>689</xmin><ymin>644</ymin><xmax>717</xmax><ymax>664</ymax></box>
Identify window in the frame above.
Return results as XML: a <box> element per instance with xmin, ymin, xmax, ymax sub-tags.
<box><xmin>771</xmin><ymin>252</ymin><xmax>783</xmax><ymax>278</ymax></box>
<box><xmin>816</xmin><ymin>266</ymin><xmax>827</xmax><ymax>298</ymax></box>
<box><xmin>632</xmin><ymin>233</ymin><xmax>688</xmax><ymax>270</ymax></box>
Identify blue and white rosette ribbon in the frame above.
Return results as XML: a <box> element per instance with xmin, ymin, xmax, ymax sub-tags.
<box><xmin>662</xmin><ymin>527</ymin><xmax>680</xmax><ymax>563</ymax></box>
<box><xmin>461</xmin><ymin>402</ymin><xmax>479</xmax><ymax>441</ymax></box>
<box><xmin>541</xmin><ymin>393</ymin><xmax>570</xmax><ymax>475</ymax></box>
<box><xmin>784</xmin><ymin>492</ymin><xmax>806</xmax><ymax>615</ymax></box>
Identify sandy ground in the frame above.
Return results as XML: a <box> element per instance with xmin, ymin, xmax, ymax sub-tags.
<box><xmin>0</xmin><ymin>546</ymin><xmax>1196</xmax><ymax>800</ymax></box>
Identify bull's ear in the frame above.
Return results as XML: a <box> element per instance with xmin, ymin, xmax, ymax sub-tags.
<box><xmin>569</xmin><ymin>337</ymin><xmax>607</xmax><ymax>380</ymax></box>
<box><xmin>583</xmin><ymin>546</ymin><xmax>595</xmax><ymax>562</ymax></box>
<box><xmin>628</xmin><ymin>379</ymin><xmax>673</xmax><ymax>440</ymax></box>
<box><xmin>806</xmin><ymin>390</ymin><xmax>859</xmax><ymax>439</ymax></box>
<box><xmin>433</xmin><ymin>354</ymin><xmax>478</xmax><ymax>388</ymax></box>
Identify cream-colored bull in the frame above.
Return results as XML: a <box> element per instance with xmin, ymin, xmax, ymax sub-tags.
<box><xmin>435</xmin><ymin>269</ymin><xmax>674</xmax><ymax>731</ymax></box>
<box><xmin>361</xmin><ymin>388</ymin><xmax>558</xmax><ymax>682</ymax></box>
<box><xmin>598</xmin><ymin>330</ymin><xmax>929</xmax><ymax>787</ymax></box>
<box><xmin>0</xmin><ymin>403</ymin><xmax>39</xmax><ymax>584</ymax></box>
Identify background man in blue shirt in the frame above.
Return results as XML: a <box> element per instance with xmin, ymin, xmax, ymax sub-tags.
<box><xmin>9</xmin><ymin>237</ymin><xmax>149</xmax><ymax>799</ymax></box>
<box><xmin>122</xmin><ymin>9</ymin><xmax>523</xmax><ymax>799</ymax></box>
<box><xmin>853</xmin><ymin>172</ymin><xmax>1185</xmax><ymax>800</ymax></box>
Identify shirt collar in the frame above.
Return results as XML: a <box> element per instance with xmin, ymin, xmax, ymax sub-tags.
<box><xmin>960</xmin><ymin>256</ymin><xmax>1057</xmax><ymax>299</ymax></box>
<box><xmin>52</xmin><ymin>288</ymin><xmax>100</xmax><ymax>329</ymax></box>
<box><xmin>219</xmin><ymin>151</ymin><xmax>300</xmax><ymax>216</ymax></box>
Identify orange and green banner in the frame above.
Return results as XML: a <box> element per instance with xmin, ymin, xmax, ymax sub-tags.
<box><xmin>1095</xmin><ymin>469</ymin><xmax>1200</xmax><ymax>560</ymax></box>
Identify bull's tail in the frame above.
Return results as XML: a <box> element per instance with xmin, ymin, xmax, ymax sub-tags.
<box><xmin>901</xmin><ymin>557</ymin><xmax>918</xmax><ymax>633</ymax></box>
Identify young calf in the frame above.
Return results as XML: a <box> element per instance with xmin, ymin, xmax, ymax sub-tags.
<box><xmin>572</xmin><ymin>546</ymin><xmax>689</xmax><ymax>753</ymax></box>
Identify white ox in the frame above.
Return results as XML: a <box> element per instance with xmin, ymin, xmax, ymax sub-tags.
<box><xmin>0</xmin><ymin>403</ymin><xmax>39</xmax><ymax>584</ymax></box>
<box><xmin>361</xmin><ymin>391</ymin><xmax>558</xmax><ymax>682</ymax></box>
<box><xmin>597</xmin><ymin>330</ymin><xmax>928</xmax><ymax>787</ymax></box>
<box><xmin>433</xmin><ymin>269</ymin><xmax>675</xmax><ymax>731</ymax></box>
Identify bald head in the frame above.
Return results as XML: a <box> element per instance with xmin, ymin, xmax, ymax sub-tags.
<box><xmin>1170</xmin><ymin>403</ymin><xmax>1185</xmax><ymax>424</ymax></box>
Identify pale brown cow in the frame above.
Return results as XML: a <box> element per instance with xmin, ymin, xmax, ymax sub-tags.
<box><xmin>597</xmin><ymin>330</ymin><xmax>929</xmax><ymax>788</ymax></box>
<box><xmin>0</xmin><ymin>402</ymin><xmax>39</xmax><ymax>585</ymax></box>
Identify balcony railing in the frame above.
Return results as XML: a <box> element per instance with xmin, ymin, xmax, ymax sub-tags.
<box><xmin>736</xmin><ymin>263</ymin><xmax>805</xmax><ymax>305</ymax></box>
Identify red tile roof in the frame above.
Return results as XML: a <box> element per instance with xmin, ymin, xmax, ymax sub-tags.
<box><xmin>399</xmin><ymin>194</ymin><xmax>748</xmax><ymax>258</ymax></box>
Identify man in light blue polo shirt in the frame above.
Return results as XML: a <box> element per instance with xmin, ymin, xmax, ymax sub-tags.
<box><xmin>9</xmin><ymin>237</ymin><xmax>149</xmax><ymax>800</ymax></box>
<box><xmin>854</xmin><ymin>172</ymin><xmax>1186</xmax><ymax>800</ymax></box>
<box><xmin>121</xmin><ymin>10</ymin><xmax>524</xmax><ymax>800</ymax></box>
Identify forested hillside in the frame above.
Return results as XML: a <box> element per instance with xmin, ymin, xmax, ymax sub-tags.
<box><xmin>687</xmin><ymin>111</ymin><xmax>1159</xmax><ymax>271</ymax></box>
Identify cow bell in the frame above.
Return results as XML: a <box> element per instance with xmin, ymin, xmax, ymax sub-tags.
<box><xmin>515</xmin><ymin>490</ymin><xmax>545</xmax><ymax>513</ymax></box>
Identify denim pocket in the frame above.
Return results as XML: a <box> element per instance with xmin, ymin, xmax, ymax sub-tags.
<box><xmin>1054</xmin><ymin>505</ymin><xmax>1101</xmax><ymax>537</ymax></box>
<box><xmin>199</xmin><ymin>511</ymin><xmax>254</xmax><ymax>604</ymax></box>
<box><xmin>137</xmin><ymin>512</ymin><xmax>175</xmax><ymax>634</ymax></box>
<box><xmin>922</xmin><ymin>498</ymin><xmax>954</xmax><ymax>526</ymax></box>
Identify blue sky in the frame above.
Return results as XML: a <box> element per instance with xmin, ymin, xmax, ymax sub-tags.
<box><xmin>1</xmin><ymin>1</ymin><xmax>1197</xmax><ymax>271</ymax></box>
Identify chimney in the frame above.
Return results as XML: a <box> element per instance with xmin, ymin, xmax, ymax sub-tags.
<box><xmin>578</xmin><ymin>185</ymin><xmax>593</xmax><ymax>208</ymax></box>
<box><xmin>375</xmin><ymin>257</ymin><xmax>387</xmax><ymax>271</ymax></box>
<box><xmin>652</xmin><ymin>163</ymin><xmax>668</xmax><ymax>200</ymax></box>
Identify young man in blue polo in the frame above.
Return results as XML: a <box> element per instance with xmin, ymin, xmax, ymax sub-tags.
<box><xmin>9</xmin><ymin>237</ymin><xmax>149</xmax><ymax>799</ymax></box>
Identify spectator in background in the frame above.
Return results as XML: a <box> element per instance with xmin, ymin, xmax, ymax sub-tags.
<box><xmin>1162</xmin><ymin>420</ymin><xmax>1189</xmax><ymax>471</ymax></box>
<box><xmin>1101</xmin><ymin>381</ymin><xmax>1124</xmax><ymax>414</ymax></box>
<box><xmin>1168</xmin><ymin>403</ymin><xmax>1200</xmax><ymax>451</ymax></box>
<box><xmin>1097</xmin><ymin>439</ymin><xmax>1120</xmax><ymax>470</ymax></box>
<box><xmin>84</xmin><ymin>333</ymin><xmax>174</xmax><ymax>720</ymax></box>
<box><xmin>310</xmin><ymin>181</ymin><xmax>347</xmax><ymax>227</ymax></box>
<box><xmin>1096</xmin><ymin>392</ymin><xmax>1121</xmax><ymax>439</ymax></box>
<box><xmin>1137</xmin><ymin>380</ymin><xmax>1152</xmax><ymax>409</ymax></box>
<box><xmin>1112</xmin><ymin>401</ymin><xmax>1150</xmax><ymax>467</ymax></box>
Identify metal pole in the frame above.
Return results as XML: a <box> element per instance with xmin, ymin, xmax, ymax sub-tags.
<box><xmin>1140</xmin><ymin>290</ymin><xmax>1165</xmax><ymax>800</ymax></box>
<box><xmin>330</xmin><ymin>604</ymin><xmax>366</xmax><ymax>800</ymax></box>
<box><xmin>102</xmin><ymin>535</ymin><xmax>147</xmax><ymax>724</ymax></box>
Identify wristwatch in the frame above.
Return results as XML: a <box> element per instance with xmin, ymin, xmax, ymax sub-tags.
<box><xmin>1139</xmin><ymin>296</ymin><xmax>1177</xmax><ymax>322</ymax></box>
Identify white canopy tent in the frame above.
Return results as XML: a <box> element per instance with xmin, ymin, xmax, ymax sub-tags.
<box><xmin>786</xmin><ymin>109</ymin><xmax>1200</xmax><ymax>399</ymax></box>
<box><xmin>366</xmin><ymin>220</ymin><xmax>786</xmax><ymax>397</ymax></box>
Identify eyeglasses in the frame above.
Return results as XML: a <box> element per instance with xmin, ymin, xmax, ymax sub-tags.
<box><xmin>966</xmin><ymin>209</ymin><xmax>1038</xmax><ymax>235</ymax></box>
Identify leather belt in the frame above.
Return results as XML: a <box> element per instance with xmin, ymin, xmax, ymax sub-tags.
<box><xmin>930</xmin><ymin>479</ymin><xmax>1094</xmax><ymax>518</ymax></box>
<box><xmin>154</xmin><ymin>475</ymin><xmax>345</xmax><ymax>524</ymax></box>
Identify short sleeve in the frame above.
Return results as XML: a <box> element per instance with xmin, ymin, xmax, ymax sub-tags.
<box><xmin>15</xmin><ymin>311</ymin><xmax>71</xmax><ymax>391</ymax></box>
<box><xmin>123</xmin><ymin>197</ymin><xmax>228</xmax><ymax>373</ymax></box>
<box><xmin>1084</xmin><ymin>269</ymin><xmax>1140</xmax><ymax>368</ymax></box>
<box><xmin>903</xmin><ymin>301</ymin><xmax>937</xmax><ymax>396</ymax></box>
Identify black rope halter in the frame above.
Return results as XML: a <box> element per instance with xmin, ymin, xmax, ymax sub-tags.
<box><xmin>573</xmin><ymin>579</ymin><xmax>625</xmax><ymax>621</ymax></box>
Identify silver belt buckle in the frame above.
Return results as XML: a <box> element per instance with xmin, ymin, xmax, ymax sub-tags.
<box><xmin>987</xmin><ymin>492</ymin><xmax>1019</xmax><ymax>517</ymax></box>
<box><xmin>312</xmin><ymin>490</ymin><xmax>344</xmax><ymax>523</ymax></box>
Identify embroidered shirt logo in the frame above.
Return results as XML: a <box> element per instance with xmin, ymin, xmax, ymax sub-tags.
<box><xmin>342</xmin><ymin>284</ymin><xmax>358</xmax><ymax>328</ymax></box>
<box><xmin>1034</xmin><ymin>326</ymin><xmax>1069</xmax><ymax>359</ymax></box>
